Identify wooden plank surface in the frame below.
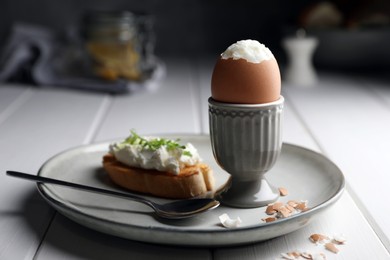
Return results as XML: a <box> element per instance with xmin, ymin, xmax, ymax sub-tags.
<box><xmin>35</xmin><ymin>214</ymin><xmax>212</xmax><ymax>260</ymax></box>
<box><xmin>214</xmin><ymin>192</ymin><xmax>389</xmax><ymax>260</ymax></box>
<box><xmin>31</xmin><ymin>58</ymin><xmax>212</xmax><ymax>260</ymax></box>
<box><xmin>0</xmin><ymin>85</ymin><xmax>32</xmax><ymax>123</ymax></box>
<box><xmin>0</xmin><ymin>86</ymin><xmax>107</xmax><ymax>259</ymax></box>
<box><xmin>284</xmin><ymin>73</ymin><xmax>390</xmax><ymax>250</ymax></box>
<box><xmin>1</xmin><ymin>59</ymin><xmax>390</xmax><ymax>259</ymax></box>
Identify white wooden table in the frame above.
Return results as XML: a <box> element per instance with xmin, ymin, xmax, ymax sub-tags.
<box><xmin>1</xmin><ymin>57</ymin><xmax>390</xmax><ymax>259</ymax></box>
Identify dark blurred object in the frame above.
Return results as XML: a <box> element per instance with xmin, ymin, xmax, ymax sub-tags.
<box><xmin>289</xmin><ymin>0</ymin><xmax>390</xmax><ymax>72</ymax></box>
<box><xmin>281</xmin><ymin>27</ymin><xmax>390</xmax><ymax>72</ymax></box>
<box><xmin>335</xmin><ymin>0</ymin><xmax>390</xmax><ymax>28</ymax></box>
<box><xmin>0</xmin><ymin>18</ymin><xmax>163</xmax><ymax>93</ymax></box>
<box><xmin>299</xmin><ymin>2</ymin><xmax>344</xmax><ymax>29</ymax></box>
<box><xmin>83</xmin><ymin>11</ymin><xmax>141</xmax><ymax>81</ymax></box>
<box><xmin>81</xmin><ymin>10</ymin><xmax>162</xmax><ymax>88</ymax></box>
<box><xmin>311</xmin><ymin>28</ymin><xmax>390</xmax><ymax>71</ymax></box>
<box><xmin>298</xmin><ymin>0</ymin><xmax>390</xmax><ymax>29</ymax></box>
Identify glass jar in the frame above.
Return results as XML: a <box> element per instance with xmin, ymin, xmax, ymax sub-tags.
<box><xmin>83</xmin><ymin>11</ymin><xmax>141</xmax><ymax>81</ymax></box>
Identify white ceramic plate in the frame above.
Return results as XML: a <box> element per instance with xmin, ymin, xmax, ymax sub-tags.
<box><xmin>37</xmin><ymin>135</ymin><xmax>345</xmax><ymax>246</ymax></box>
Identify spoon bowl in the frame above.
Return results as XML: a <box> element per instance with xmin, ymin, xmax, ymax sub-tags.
<box><xmin>6</xmin><ymin>171</ymin><xmax>220</xmax><ymax>219</ymax></box>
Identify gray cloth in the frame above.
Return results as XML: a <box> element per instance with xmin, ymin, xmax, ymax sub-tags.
<box><xmin>0</xmin><ymin>23</ymin><xmax>164</xmax><ymax>93</ymax></box>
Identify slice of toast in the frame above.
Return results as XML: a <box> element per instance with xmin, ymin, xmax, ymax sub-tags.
<box><xmin>102</xmin><ymin>154</ymin><xmax>215</xmax><ymax>199</ymax></box>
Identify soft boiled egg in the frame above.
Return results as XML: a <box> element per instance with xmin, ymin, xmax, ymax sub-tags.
<box><xmin>211</xmin><ymin>40</ymin><xmax>281</xmax><ymax>104</ymax></box>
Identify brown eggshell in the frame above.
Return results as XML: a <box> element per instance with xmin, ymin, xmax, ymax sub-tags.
<box><xmin>211</xmin><ymin>57</ymin><xmax>281</xmax><ymax>104</ymax></box>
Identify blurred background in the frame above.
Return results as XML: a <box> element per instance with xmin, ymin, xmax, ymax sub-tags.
<box><xmin>0</xmin><ymin>0</ymin><xmax>389</xmax><ymax>89</ymax></box>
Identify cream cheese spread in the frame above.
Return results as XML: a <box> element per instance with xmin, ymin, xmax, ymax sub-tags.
<box><xmin>221</xmin><ymin>39</ymin><xmax>274</xmax><ymax>64</ymax></box>
<box><xmin>109</xmin><ymin>132</ymin><xmax>201</xmax><ymax>175</ymax></box>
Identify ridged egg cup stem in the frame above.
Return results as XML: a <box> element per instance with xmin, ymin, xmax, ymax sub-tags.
<box><xmin>209</xmin><ymin>96</ymin><xmax>284</xmax><ymax>208</ymax></box>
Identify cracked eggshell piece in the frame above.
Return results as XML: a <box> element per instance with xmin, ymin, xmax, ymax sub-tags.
<box><xmin>332</xmin><ymin>233</ymin><xmax>347</xmax><ymax>244</ymax></box>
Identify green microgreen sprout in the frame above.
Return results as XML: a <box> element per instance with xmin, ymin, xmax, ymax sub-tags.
<box><xmin>122</xmin><ymin>130</ymin><xmax>192</xmax><ymax>157</ymax></box>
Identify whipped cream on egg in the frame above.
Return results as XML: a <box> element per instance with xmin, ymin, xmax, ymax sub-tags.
<box><xmin>221</xmin><ymin>39</ymin><xmax>274</xmax><ymax>64</ymax></box>
<box><xmin>109</xmin><ymin>132</ymin><xmax>201</xmax><ymax>175</ymax></box>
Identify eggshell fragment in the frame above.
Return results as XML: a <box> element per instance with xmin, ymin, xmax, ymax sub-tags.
<box><xmin>325</xmin><ymin>242</ymin><xmax>340</xmax><ymax>254</ymax></box>
<box><xmin>219</xmin><ymin>213</ymin><xmax>242</xmax><ymax>228</ymax></box>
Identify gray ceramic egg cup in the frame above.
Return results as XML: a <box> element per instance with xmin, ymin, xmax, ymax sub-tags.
<box><xmin>209</xmin><ymin>96</ymin><xmax>284</xmax><ymax>208</ymax></box>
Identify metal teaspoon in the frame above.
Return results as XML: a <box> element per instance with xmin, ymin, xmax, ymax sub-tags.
<box><xmin>6</xmin><ymin>171</ymin><xmax>220</xmax><ymax>219</ymax></box>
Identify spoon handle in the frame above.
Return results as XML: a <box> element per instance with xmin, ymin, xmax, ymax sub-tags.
<box><xmin>6</xmin><ymin>170</ymin><xmax>154</xmax><ymax>208</ymax></box>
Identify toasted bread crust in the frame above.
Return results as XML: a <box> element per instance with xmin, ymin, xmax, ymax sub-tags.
<box><xmin>102</xmin><ymin>154</ymin><xmax>214</xmax><ymax>199</ymax></box>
